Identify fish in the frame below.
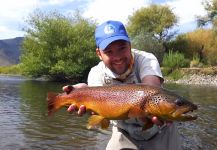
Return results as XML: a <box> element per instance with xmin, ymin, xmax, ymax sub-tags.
<box><xmin>47</xmin><ymin>84</ymin><xmax>197</xmax><ymax>129</ymax></box>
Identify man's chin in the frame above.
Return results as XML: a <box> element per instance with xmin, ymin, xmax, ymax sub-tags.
<box><xmin>112</xmin><ymin>69</ymin><xmax>127</xmax><ymax>75</ymax></box>
<box><xmin>110</xmin><ymin>64</ymin><xmax>129</xmax><ymax>75</ymax></box>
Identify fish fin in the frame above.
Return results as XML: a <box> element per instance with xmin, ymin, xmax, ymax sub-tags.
<box><xmin>87</xmin><ymin>115</ymin><xmax>110</xmax><ymax>130</ymax></box>
<box><xmin>47</xmin><ymin>92</ymin><xmax>59</xmax><ymax>116</ymax></box>
<box><xmin>101</xmin><ymin>118</ymin><xmax>110</xmax><ymax>130</ymax></box>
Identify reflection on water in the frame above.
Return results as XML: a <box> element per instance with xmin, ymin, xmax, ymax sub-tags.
<box><xmin>164</xmin><ymin>84</ymin><xmax>217</xmax><ymax>150</ymax></box>
<box><xmin>0</xmin><ymin>77</ymin><xmax>216</xmax><ymax>149</ymax></box>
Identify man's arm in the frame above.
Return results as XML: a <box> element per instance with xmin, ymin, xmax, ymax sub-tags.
<box><xmin>141</xmin><ymin>75</ymin><xmax>162</xmax><ymax>87</ymax></box>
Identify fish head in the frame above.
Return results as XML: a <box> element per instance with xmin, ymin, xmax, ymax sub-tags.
<box><xmin>146</xmin><ymin>90</ymin><xmax>198</xmax><ymax>121</ymax></box>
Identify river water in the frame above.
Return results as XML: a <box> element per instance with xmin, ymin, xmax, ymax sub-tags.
<box><xmin>0</xmin><ymin>76</ymin><xmax>216</xmax><ymax>150</ymax></box>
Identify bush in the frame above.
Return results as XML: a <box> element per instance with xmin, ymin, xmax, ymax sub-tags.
<box><xmin>190</xmin><ymin>54</ymin><xmax>203</xmax><ymax>67</ymax></box>
<box><xmin>21</xmin><ymin>10</ymin><xmax>98</xmax><ymax>81</ymax></box>
<box><xmin>169</xmin><ymin>29</ymin><xmax>217</xmax><ymax>66</ymax></box>
<box><xmin>161</xmin><ymin>67</ymin><xmax>172</xmax><ymax>76</ymax></box>
<box><xmin>162</xmin><ymin>50</ymin><xmax>189</xmax><ymax>70</ymax></box>
<box><xmin>0</xmin><ymin>65</ymin><xmax>22</xmax><ymax>75</ymax></box>
<box><xmin>167</xmin><ymin>69</ymin><xmax>184</xmax><ymax>80</ymax></box>
<box><xmin>206</xmin><ymin>47</ymin><xmax>217</xmax><ymax>66</ymax></box>
<box><xmin>131</xmin><ymin>32</ymin><xmax>165</xmax><ymax>63</ymax></box>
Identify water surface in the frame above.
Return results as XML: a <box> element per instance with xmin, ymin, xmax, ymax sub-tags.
<box><xmin>0</xmin><ymin>77</ymin><xmax>216</xmax><ymax>150</ymax></box>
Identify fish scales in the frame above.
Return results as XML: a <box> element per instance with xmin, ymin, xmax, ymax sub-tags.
<box><xmin>61</xmin><ymin>85</ymin><xmax>151</xmax><ymax>118</ymax></box>
<box><xmin>47</xmin><ymin>84</ymin><xmax>198</xmax><ymax>129</ymax></box>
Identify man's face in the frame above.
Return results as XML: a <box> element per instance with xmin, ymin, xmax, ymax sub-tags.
<box><xmin>96</xmin><ymin>40</ymin><xmax>132</xmax><ymax>75</ymax></box>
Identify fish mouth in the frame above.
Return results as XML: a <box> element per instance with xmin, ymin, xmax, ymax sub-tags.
<box><xmin>171</xmin><ymin>106</ymin><xmax>198</xmax><ymax>121</ymax></box>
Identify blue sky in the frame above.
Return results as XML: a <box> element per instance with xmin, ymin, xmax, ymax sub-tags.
<box><xmin>0</xmin><ymin>0</ymin><xmax>206</xmax><ymax>40</ymax></box>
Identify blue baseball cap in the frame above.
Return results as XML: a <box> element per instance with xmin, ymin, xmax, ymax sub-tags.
<box><xmin>95</xmin><ymin>20</ymin><xmax>130</xmax><ymax>50</ymax></box>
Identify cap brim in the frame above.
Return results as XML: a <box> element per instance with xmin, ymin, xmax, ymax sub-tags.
<box><xmin>98</xmin><ymin>36</ymin><xmax>130</xmax><ymax>50</ymax></box>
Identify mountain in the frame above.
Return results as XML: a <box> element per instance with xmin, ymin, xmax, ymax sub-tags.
<box><xmin>0</xmin><ymin>37</ymin><xmax>24</xmax><ymax>66</ymax></box>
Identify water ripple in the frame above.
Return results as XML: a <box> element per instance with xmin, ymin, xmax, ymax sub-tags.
<box><xmin>0</xmin><ymin>80</ymin><xmax>216</xmax><ymax>149</ymax></box>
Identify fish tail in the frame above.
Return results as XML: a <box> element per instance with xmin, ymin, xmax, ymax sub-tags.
<box><xmin>47</xmin><ymin>92</ymin><xmax>59</xmax><ymax>116</ymax></box>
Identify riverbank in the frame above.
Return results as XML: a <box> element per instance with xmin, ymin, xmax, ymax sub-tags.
<box><xmin>165</xmin><ymin>74</ymin><xmax>217</xmax><ymax>86</ymax></box>
<box><xmin>164</xmin><ymin>67</ymin><xmax>217</xmax><ymax>86</ymax></box>
<box><xmin>0</xmin><ymin>67</ymin><xmax>217</xmax><ymax>86</ymax></box>
<box><xmin>0</xmin><ymin>74</ymin><xmax>50</xmax><ymax>81</ymax></box>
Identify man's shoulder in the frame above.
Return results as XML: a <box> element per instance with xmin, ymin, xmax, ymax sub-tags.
<box><xmin>132</xmin><ymin>49</ymin><xmax>157</xmax><ymax>64</ymax></box>
<box><xmin>88</xmin><ymin>61</ymin><xmax>104</xmax><ymax>86</ymax></box>
<box><xmin>132</xmin><ymin>49</ymin><xmax>155</xmax><ymax>59</ymax></box>
<box><xmin>90</xmin><ymin>61</ymin><xmax>104</xmax><ymax>71</ymax></box>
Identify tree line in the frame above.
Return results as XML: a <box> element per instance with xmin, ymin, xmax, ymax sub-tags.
<box><xmin>20</xmin><ymin>0</ymin><xmax>217</xmax><ymax>81</ymax></box>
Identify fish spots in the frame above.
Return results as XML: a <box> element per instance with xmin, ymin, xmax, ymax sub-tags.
<box><xmin>144</xmin><ymin>87</ymin><xmax>159</xmax><ymax>96</ymax></box>
<box><xmin>146</xmin><ymin>95</ymin><xmax>165</xmax><ymax>115</ymax></box>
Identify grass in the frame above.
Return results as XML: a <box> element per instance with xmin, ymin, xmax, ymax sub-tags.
<box><xmin>0</xmin><ymin>64</ymin><xmax>22</xmax><ymax>75</ymax></box>
<box><xmin>162</xmin><ymin>50</ymin><xmax>189</xmax><ymax>69</ymax></box>
<box><xmin>166</xmin><ymin>69</ymin><xmax>184</xmax><ymax>80</ymax></box>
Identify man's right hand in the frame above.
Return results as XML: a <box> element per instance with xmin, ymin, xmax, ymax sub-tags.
<box><xmin>62</xmin><ymin>83</ymin><xmax>88</xmax><ymax>116</ymax></box>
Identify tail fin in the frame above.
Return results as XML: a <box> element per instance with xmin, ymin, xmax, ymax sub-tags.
<box><xmin>47</xmin><ymin>92</ymin><xmax>59</xmax><ymax>116</ymax></box>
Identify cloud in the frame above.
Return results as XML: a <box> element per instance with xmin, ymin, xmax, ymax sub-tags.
<box><xmin>165</xmin><ymin>0</ymin><xmax>206</xmax><ymax>25</ymax></box>
<box><xmin>0</xmin><ymin>0</ymin><xmax>84</xmax><ymax>39</ymax></box>
<box><xmin>0</xmin><ymin>25</ymin><xmax>25</xmax><ymax>40</ymax></box>
<box><xmin>0</xmin><ymin>0</ymin><xmax>208</xmax><ymax>39</ymax></box>
<box><xmin>83</xmin><ymin>0</ymin><xmax>207</xmax><ymax>34</ymax></box>
<box><xmin>0</xmin><ymin>0</ymin><xmax>40</xmax><ymax>39</ymax></box>
<box><xmin>83</xmin><ymin>0</ymin><xmax>151</xmax><ymax>24</ymax></box>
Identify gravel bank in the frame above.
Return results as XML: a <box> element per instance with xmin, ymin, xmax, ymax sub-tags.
<box><xmin>165</xmin><ymin>74</ymin><xmax>217</xmax><ymax>86</ymax></box>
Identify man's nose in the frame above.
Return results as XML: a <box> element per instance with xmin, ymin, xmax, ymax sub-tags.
<box><xmin>112</xmin><ymin>51</ymin><xmax>122</xmax><ymax>59</ymax></box>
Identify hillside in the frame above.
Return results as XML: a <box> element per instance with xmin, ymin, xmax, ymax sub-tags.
<box><xmin>0</xmin><ymin>37</ymin><xmax>24</xmax><ymax>66</ymax></box>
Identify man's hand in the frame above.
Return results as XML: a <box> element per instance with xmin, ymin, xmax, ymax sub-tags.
<box><xmin>62</xmin><ymin>83</ymin><xmax>87</xmax><ymax>94</ymax></box>
<box><xmin>151</xmin><ymin>116</ymin><xmax>172</xmax><ymax>127</ymax></box>
<box><xmin>140</xmin><ymin>116</ymin><xmax>172</xmax><ymax>130</ymax></box>
<box><xmin>62</xmin><ymin>83</ymin><xmax>88</xmax><ymax>116</ymax></box>
<box><xmin>67</xmin><ymin>104</ymin><xmax>87</xmax><ymax>116</ymax></box>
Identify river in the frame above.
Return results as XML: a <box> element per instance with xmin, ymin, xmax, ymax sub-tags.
<box><xmin>0</xmin><ymin>76</ymin><xmax>216</xmax><ymax>150</ymax></box>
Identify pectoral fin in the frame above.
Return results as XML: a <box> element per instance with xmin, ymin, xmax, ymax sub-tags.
<box><xmin>87</xmin><ymin>115</ymin><xmax>110</xmax><ymax>130</ymax></box>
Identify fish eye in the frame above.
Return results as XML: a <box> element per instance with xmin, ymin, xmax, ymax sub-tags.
<box><xmin>174</xmin><ymin>99</ymin><xmax>184</xmax><ymax>106</ymax></box>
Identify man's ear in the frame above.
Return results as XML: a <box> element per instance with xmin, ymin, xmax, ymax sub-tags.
<box><xmin>96</xmin><ymin>48</ymin><xmax>102</xmax><ymax>60</ymax></box>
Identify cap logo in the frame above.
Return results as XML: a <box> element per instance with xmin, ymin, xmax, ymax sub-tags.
<box><xmin>104</xmin><ymin>24</ymin><xmax>115</xmax><ymax>35</ymax></box>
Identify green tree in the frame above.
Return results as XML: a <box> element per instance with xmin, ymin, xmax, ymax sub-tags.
<box><xmin>127</xmin><ymin>4</ymin><xmax>177</xmax><ymax>46</ymax></box>
<box><xmin>197</xmin><ymin>0</ymin><xmax>217</xmax><ymax>31</ymax></box>
<box><xmin>21</xmin><ymin>10</ymin><xmax>98</xmax><ymax>81</ymax></box>
<box><xmin>131</xmin><ymin>32</ymin><xmax>164</xmax><ymax>63</ymax></box>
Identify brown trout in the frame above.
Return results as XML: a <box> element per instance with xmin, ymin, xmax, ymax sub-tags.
<box><xmin>47</xmin><ymin>84</ymin><xmax>197</xmax><ymax>129</ymax></box>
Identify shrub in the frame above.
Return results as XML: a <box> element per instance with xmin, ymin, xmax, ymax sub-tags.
<box><xmin>0</xmin><ymin>65</ymin><xmax>22</xmax><ymax>75</ymax></box>
<box><xmin>169</xmin><ymin>29</ymin><xmax>217</xmax><ymax>66</ymax></box>
<box><xmin>161</xmin><ymin>67</ymin><xmax>172</xmax><ymax>76</ymax></box>
<box><xmin>162</xmin><ymin>50</ymin><xmax>189</xmax><ymax>70</ymax></box>
<box><xmin>190</xmin><ymin>54</ymin><xmax>203</xmax><ymax>67</ymax></box>
<box><xmin>131</xmin><ymin>32</ymin><xmax>165</xmax><ymax>64</ymax></box>
<box><xmin>21</xmin><ymin>10</ymin><xmax>98</xmax><ymax>81</ymax></box>
<box><xmin>206</xmin><ymin>47</ymin><xmax>217</xmax><ymax>66</ymax></box>
<box><xmin>167</xmin><ymin>69</ymin><xmax>184</xmax><ymax>80</ymax></box>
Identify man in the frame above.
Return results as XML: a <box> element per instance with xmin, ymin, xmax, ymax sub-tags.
<box><xmin>63</xmin><ymin>20</ymin><xmax>182</xmax><ymax>150</ymax></box>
